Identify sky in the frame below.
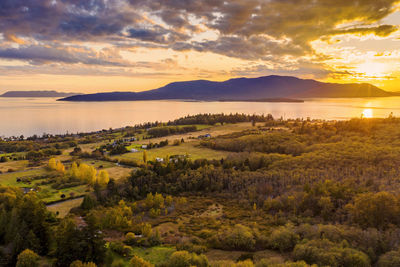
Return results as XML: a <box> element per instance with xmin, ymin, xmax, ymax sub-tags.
<box><xmin>0</xmin><ymin>0</ymin><xmax>400</xmax><ymax>94</ymax></box>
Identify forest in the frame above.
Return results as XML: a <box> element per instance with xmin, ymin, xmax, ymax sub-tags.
<box><xmin>1</xmin><ymin>114</ymin><xmax>400</xmax><ymax>266</ymax></box>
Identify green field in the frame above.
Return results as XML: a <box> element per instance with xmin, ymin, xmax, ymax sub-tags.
<box><xmin>38</xmin><ymin>184</ymin><xmax>88</xmax><ymax>203</ymax></box>
<box><xmin>0</xmin><ymin>167</ymin><xmax>48</xmax><ymax>186</ymax></box>
<box><xmin>131</xmin><ymin>246</ymin><xmax>176</xmax><ymax>265</ymax></box>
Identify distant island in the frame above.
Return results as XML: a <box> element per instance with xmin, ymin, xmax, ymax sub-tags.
<box><xmin>59</xmin><ymin>75</ymin><xmax>398</xmax><ymax>102</ymax></box>
<box><xmin>1</xmin><ymin>90</ymin><xmax>78</xmax><ymax>98</ymax></box>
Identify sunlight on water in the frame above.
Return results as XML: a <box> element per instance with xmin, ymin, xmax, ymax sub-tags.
<box><xmin>362</xmin><ymin>109</ymin><xmax>373</xmax><ymax>118</ymax></box>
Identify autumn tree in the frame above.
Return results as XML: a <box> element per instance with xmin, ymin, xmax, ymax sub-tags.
<box><xmin>129</xmin><ymin>256</ymin><xmax>153</xmax><ymax>267</ymax></box>
<box><xmin>16</xmin><ymin>249</ymin><xmax>39</xmax><ymax>267</ymax></box>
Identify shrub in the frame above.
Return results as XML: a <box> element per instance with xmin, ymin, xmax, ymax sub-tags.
<box><xmin>377</xmin><ymin>250</ymin><xmax>400</xmax><ymax>267</ymax></box>
<box><xmin>16</xmin><ymin>249</ymin><xmax>39</xmax><ymax>267</ymax></box>
<box><xmin>125</xmin><ymin>232</ymin><xmax>137</xmax><ymax>245</ymax></box>
<box><xmin>167</xmin><ymin>250</ymin><xmax>208</xmax><ymax>267</ymax></box>
<box><xmin>129</xmin><ymin>256</ymin><xmax>153</xmax><ymax>267</ymax></box>
<box><xmin>269</xmin><ymin>225</ymin><xmax>299</xmax><ymax>252</ymax></box>
<box><xmin>217</xmin><ymin>224</ymin><xmax>256</xmax><ymax>251</ymax></box>
<box><xmin>293</xmin><ymin>239</ymin><xmax>370</xmax><ymax>267</ymax></box>
<box><xmin>69</xmin><ymin>260</ymin><xmax>97</xmax><ymax>267</ymax></box>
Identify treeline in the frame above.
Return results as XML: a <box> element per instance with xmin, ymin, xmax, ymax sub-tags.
<box><xmin>147</xmin><ymin>125</ymin><xmax>197</xmax><ymax>138</ymax></box>
<box><xmin>167</xmin><ymin>113</ymin><xmax>274</xmax><ymax>125</ymax></box>
<box><xmin>201</xmin><ymin>131</ymin><xmax>307</xmax><ymax>156</ymax></box>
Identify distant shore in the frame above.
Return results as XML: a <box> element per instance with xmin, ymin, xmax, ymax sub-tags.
<box><xmin>218</xmin><ymin>98</ymin><xmax>304</xmax><ymax>103</ymax></box>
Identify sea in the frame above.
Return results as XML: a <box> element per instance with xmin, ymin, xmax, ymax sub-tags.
<box><xmin>1</xmin><ymin>97</ymin><xmax>400</xmax><ymax>137</ymax></box>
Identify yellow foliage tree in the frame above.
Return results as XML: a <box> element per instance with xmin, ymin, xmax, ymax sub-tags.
<box><xmin>56</xmin><ymin>161</ymin><xmax>65</xmax><ymax>173</ymax></box>
<box><xmin>69</xmin><ymin>162</ymin><xmax>79</xmax><ymax>179</ymax></box>
<box><xmin>48</xmin><ymin>158</ymin><xmax>56</xmax><ymax>170</ymax></box>
<box><xmin>143</xmin><ymin>150</ymin><xmax>147</xmax><ymax>163</ymax></box>
<box><xmin>97</xmin><ymin>170</ymin><xmax>110</xmax><ymax>186</ymax></box>
<box><xmin>78</xmin><ymin>163</ymin><xmax>97</xmax><ymax>184</ymax></box>
<box><xmin>49</xmin><ymin>158</ymin><xmax>65</xmax><ymax>173</ymax></box>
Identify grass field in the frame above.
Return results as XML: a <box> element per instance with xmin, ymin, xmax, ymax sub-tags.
<box><xmin>131</xmin><ymin>246</ymin><xmax>176</xmax><ymax>265</ymax></box>
<box><xmin>0</xmin><ymin>167</ymin><xmax>48</xmax><ymax>186</ymax></box>
<box><xmin>0</xmin><ymin>160</ymin><xmax>29</xmax><ymax>173</ymax></box>
<box><xmin>105</xmin><ymin>166</ymin><xmax>133</xmax><ymax>180</ymax></box>
<box><xmin>136</xmin><ymin>123</ymin><xmax>251</xmax><ymax>145</ymax></box>
<box><xmin>38</xmin><ymin>184</ymin><xmax>88</xmax><ymax>203</ymax></box>
<box><xmin>47</xmin><ymin>197</ymin><xmax>84</xmax><ymax>217</ymax></box>
<box><xmin>113</xmin><ymin>142</ymin><xmax>232</xmax><ymax>163</ymax></box>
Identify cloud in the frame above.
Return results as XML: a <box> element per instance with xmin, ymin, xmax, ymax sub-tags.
<box><xmin>0</xmin><ymin>44</ymin><xmax>131</xmax><ymax>66</ymax></box>
<box><xmin>329</xmin><ymin>25</ymin><xmax>398</xmax><ymax>37</ymax></box>
<box><xmin>0</xmin><ymin>0</ymin><xmax>399</xmax><ymax>78</ymax></box>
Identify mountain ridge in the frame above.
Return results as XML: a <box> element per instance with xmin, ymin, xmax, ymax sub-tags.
<box><xmin>59</xmin><ymin>75</ymin><xmax>396</xmax><ymax>102</ymax></box>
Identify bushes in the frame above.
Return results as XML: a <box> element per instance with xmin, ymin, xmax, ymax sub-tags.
<box><xmin>268</xmin><ymin>225</ymin><xmax>299</xmax><ymax>252</ymax></box>
<box><xmin>212</xmin><ymin>224</ymin><xmax>256</xmax><ymax>251</ymax></box>
<box><xmin>130</xmin><ymin>255</ymin><xmax>153</xmax><ymax>267</ymax></box>
<box><xmin>347</xmin><ymin>192</ymin><xmax>399</xmax><ymax>229</ymax></box>
<box><xmin>377</xmin><ymin>250</ymin><xmax>400</xmax><ymax>267</ymax></box>
<box><xmin>212</xmin><ymin>259</ymin><xmax>254</xmax><ymax>267</ymax></box>
<box><xmin>16</xmin><ymin>249</ymin><xmax>39</xmax><ymax>267</ymax></box>
<box><xmin>293</xmin><ymin>239</ymin><xmax>370</xmax><ymax>267</ymax></box>
<box><xmin>167</xmin><ymin>250</ymin><xmax>208</xmax><ymax>267</ymax></box>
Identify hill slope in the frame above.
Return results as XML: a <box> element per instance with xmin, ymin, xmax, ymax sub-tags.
<box><xmin>59</xmin><ymin>76</ymin><xmax>394</xmax><ymax>101</ymax></box>
<box><xmin>1</xmin><ymin>90</ymin><xmax>78</xmax><ymax>98</ymax></box>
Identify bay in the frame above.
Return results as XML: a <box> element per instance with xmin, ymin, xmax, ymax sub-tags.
<box><xmin>0</xmin><ymin>97</ymin><xmax>399</xmax><ymax>137</ymax></box>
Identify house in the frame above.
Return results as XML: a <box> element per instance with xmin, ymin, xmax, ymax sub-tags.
<box><xmin>156</xmin><ymin>157</ymin><xmax>164</xmax><ymax>163</ymax></box>
<box><xmin>198</xmin><ymin>133</ymin><xmax>211</xmax><ymax>139</ymax></box>
<box><xmin>130</xmin><ymin>148</ymin><xmax>139</xmax><ymax>153</ymax></box>
<box><xmin>141</xmin><ymin>145</ymin><xmax>148</xmax><ymax>149</ymax></box>
<box><xmin>123</xmin><ymin>137</ymin><xmax>137</xmax><ymax>142</ymax></box>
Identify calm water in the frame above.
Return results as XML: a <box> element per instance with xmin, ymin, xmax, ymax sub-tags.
<box><xmin>1</xmin><ymin>97</ymin><xmax>400</xmax><ymax>137</ymax></box>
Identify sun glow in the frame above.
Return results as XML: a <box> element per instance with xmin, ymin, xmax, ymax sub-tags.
<box><xmin>362</xmin><ymin>108</ymin><xmax>373</xmax><ymax>118</ymax></box>
<box><xmin>355</xmin><ymin>62</ymin><xmax>388</xmax><ymax>78</ymax></box>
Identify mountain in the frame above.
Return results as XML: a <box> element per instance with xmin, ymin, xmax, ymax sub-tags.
<box><xmin>59</xmin><ymin>75</ymin><xmax>395</xmax><ymax>102</ymax></box>
<box><xmin>1</xmin><ymin>90</ymin><xmax>78</xmax><ymax>98</ymax></box>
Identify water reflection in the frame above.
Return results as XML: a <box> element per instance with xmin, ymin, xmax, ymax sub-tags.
<box><xmin>362</xmin><ymin>109</ymin><xmax>373</xmax><ymax>118</ymax></box>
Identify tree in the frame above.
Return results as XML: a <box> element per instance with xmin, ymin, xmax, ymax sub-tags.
<box><xmin>16</xmin><ymin>249</ymin><xmax>39</xmax><ymax>267</ymax></box>
<box><xmin>378</xmin><ymin>250</ymin><xmax>400</xmax><ymax>267</ymax></box>
<box><xmin>56</xmin><ymin>161</ymin><xmax>65</xmax><ymax>173</ymax></box>
<box><xmin>220</xmin><ymin>224</ymin><xmax>256</xmax><ymax>251</ymax></box>
<box><xmin>145</xmin><ymin>193</ymin><xmax>154</xmax><ymax>209</ymax></box>
<box><xmin>69</xmin><ymin>162</ymin><xmax>79</xmax><ymax>179</ymax></box>
<box><xmin>129</xmin><ymin>255</ymin><xmax>153</xmax><ymax>267</ymax></box>
<box><xmin>143</xmin><ymin>150</ymin><xmax>148</xmax><ymax>163</ymax></box>
<box><xmin>81</xmin><ymin>195</ymin><xmax>97</xmax><ymax>210</ymax></box>
<box><xmin>269</xmin><ymin>225</ymin><xmax>299</xmax><ymax>252</ymax></box>
<box><xmin>347</xmin><ymin>192</ymin><xmax>399</xmax><ymax>229</ymax></box>
<box><xmin>153</xmin><ymin>193</ymin><xmax>164</xmax><ymax>209</ymax></box>
<box><xmin>70</xmin><ymin>260</ymin><xmax>97</xmax><ymax>267</ymax></box>
<box><xmin>141</xmin><ymin>223</ymin><xmax>152</xmax><ymax>238</ymax></box>
<box><xmin>165</xmin><ymin>195</ymin><xmax>173</xmax><ymax>206</ymax></box>
<box><xmin>48</xmin><ymin>158</ymin><xmax>57</xmax><ymax>170</ymax></box>
<box><xmin>97</xmin><ymin>170</ymin><xmax>110</xmax><ymax>186</ymax></box>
